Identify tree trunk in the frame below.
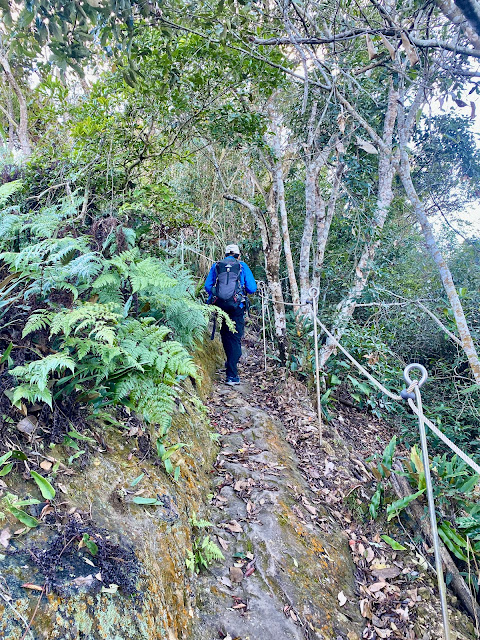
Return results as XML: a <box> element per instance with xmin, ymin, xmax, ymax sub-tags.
<box><xmin>273</xmin><ymin>159</ymin><xmax>300</xmax><ymax>310</ymax></box>
<box><xmin>7</xmin><ymin>88</ymin><xmax>14</xmax><ymax>153</ymax></box>
<box><xmin>398</xmin><ymin>147</ymin><xmax>480</xmax><ymax>384</ymax></box>
<box><xmin>267</xmin><ymin>116</ymin><xmax>300</xmax><ymax>311</ymax></box>
<box><xmin>311</xmin><ymin>161</ymin><xmax>345</xmax><ymax>295</ymax></box>
<box><xmin>299</xmin><ymin>166</ymin><xmax>319</xmax><ymax>307</ymax></box>
<box><xmin>0</xmin><ymin>53</ymin><xmax>31</xmax><ymax>157</ymax></box>
<box><xmin>318</xmin><ymin>85</ymin><xmax>398</xmax><ymax>367</ymax></box>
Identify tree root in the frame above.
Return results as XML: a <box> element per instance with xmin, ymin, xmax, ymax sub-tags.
<box><xmin>391</xmin><ymin>463</ymin><xmax>480</xmax><ymax>625</ymax></box>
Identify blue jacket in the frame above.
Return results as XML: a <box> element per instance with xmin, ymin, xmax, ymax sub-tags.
<box><xmin>205</xmin><ymin>256</ymin><xmax>257</xmax><ymax>308</ymax></box>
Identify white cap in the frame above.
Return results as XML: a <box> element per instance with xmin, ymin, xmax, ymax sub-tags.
<box><xmin>225</xmin><ymin>243</ymin><xmax>240</xmax><ymax>255</ymax></box>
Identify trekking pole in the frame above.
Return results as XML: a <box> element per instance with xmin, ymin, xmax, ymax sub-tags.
<box><xmin>309</xmin><ymin>287</ymin><xmax>323</xmax><ymax>445</ymax></box>
<box><xmin>401</xmin><ymin>364</ymin><xmax>451</xmax><ymax>640</ymax></box>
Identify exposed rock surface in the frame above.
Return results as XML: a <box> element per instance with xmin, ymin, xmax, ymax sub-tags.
<box><xmin>0</xmin><ymin>341</ymin><xmax>222</xmax><ymax>640</ymax></box>
<box><xmin>193</xmin><ymin>382</ymin><xmax>364</xmax><ymax>640</ymax></box>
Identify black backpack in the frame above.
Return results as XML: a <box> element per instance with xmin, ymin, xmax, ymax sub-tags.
<box><xmin>211</xmin><ymin>258</ymin><xmax>245</xmax><ymax>312</ymax></box>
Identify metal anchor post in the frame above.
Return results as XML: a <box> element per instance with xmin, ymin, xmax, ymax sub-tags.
<box><xmin>402</xmin><ymin>364</ymin><xmax>451</xmax><ymax>640</ymax></box>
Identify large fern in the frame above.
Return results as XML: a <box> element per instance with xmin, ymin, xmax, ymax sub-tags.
<box><xmin>1</xmin><ymin>191</ymin><xmax>214</xmax><ymax>436</ymax></box>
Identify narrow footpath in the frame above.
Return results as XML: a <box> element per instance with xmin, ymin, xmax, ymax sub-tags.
<box><xmin>193</xmin><ymin>333</ymin><xmax>476</xmax><ymax>640</ymax></box>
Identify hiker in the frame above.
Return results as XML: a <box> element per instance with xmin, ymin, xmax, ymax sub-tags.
<box><xmin>205</xmin><ymin>243</ymin><xmax>257</xmax><ymax>385</ymax></box>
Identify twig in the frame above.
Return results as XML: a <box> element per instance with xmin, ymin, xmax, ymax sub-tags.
<box><xmin>20</xmin><ymin>585</ymin><xmax>45</xmax><ymax>640</ymax></box>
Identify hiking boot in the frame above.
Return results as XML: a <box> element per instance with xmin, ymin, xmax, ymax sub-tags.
<box><xmin>225</xmin><ymin>376</ymin><xmax>240</xmax><ymax>386</ymax></box>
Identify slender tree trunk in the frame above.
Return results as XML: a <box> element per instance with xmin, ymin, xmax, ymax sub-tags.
<box><xmin>398</xmin><ymin>149</ymin><xmax>480</xmax><ymax>384</ymax></box>
<box><xmin>6</xmin><ymin>88</ymin><xmax>14</xmax><ymax>153</ymax></box>
<box><xmin>0</xmin><ymin>53</ymin><xmax>30</xmax><ymax>157</ymax></box>
<box><xmin>267</xmin><ymin>117</ymin><xmax>300</xmax><ymax>311</ymax></box>
<box><xmin>319</xmin><ymin>85</ymin><xmax>398</xmax><ymax>367</ymax></box>
<box><xmin>273</xmin><ymin>159</ymin><xmax>300</xmax><ymax>309</ymax></box>
<box><xmin>299</xmin><ymin>166</ymin><xmax>318</xmax><ymax>306</ymax></box>
<box><xmin>265</xmin><ymin>184</ymin><xmax>288</xmax><ymax>362</ymax></box>
<box><xmin>311</xmin><ymin>161</ymin><xmax>345</xmax><ymax>294</ymax></box>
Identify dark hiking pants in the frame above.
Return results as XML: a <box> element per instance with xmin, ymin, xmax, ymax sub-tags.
<box><xmin>220</xmin><ymin>310</ymin><xmax>245</xmax><ymax>378</ymax></box>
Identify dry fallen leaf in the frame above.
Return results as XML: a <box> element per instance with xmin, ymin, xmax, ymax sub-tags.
<box><xmin>219</xmin><ymin>576</ymin><xmax>232</xmax><ymax>589</ymax></box>
<box><xmin>21</xmin><ymin>583</ymin><xmax>43</xmax><ymax>591</ymax></box>
<box><xmin>39</xmin><ymin>459</ymin><xmax>53</xmax><ymax>472</ymax></box>
<box><xmin>16</xmin><ymin>416</ymin><xmax>37</xmax><ymax>436</ymax></box>
<box><xmin>337</xmin><ymin>590</ymin><xmax>347</xmax><ymax>606</ymax></box>
<box><xmin>224</xmin><ymin>520</ymin><xmax>243</xmax><ymax>533</ymax></box>
<box><xmin>0</xmin><ymin>528</ymin><xmax>11</xmax><ymax>548</ymax></box>
<box><xmin>229</xmin><ymin>566</ymin><xmax>244</xmax><ymax>583</ymax></box>
<box><xmin>372</xmin><ymin>566</ymin><xmax>401</xmax><ymax>580</ymax></box>
<box><xmin>365</xmin><ymin>547</ymin><xmax>375</xmax><ymax>563</ymax></box>
<box><xmin>360</xmin><ymin>598</ymin><xmax>373</xmax><ymax>619</ymax></box>
<box><xmin>101</xmin><ymin>583</ymin><xmax>119</xmax><ymax>594</ymax></box>
<box><xmin>217</xmin><ymin>536</ymin><xmax>230</xmax><ymax>551</ymax></box>
<box><xmin>71</xmin><ymin>575</ymin><xmax>94</xmax><ymax>587</ymax></box>
<box><xmin>303</xmin><ymin>501</ymin><xmax>317</xmax><ymax>516</ymax></box>
<box><xmin>368</xmin><ymin>581</ymin><xmax>387</xmax><ymax>593</ymax></box>
<box><xmin>374</xmin><ymin>627</ymin><xmax>392</xmax><ymax>639</ymax></box>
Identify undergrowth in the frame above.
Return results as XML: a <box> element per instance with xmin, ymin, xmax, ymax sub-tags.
<box><xmin>0</xmin><ymin>179</ymin><xmax>216</xmax><ymax>472</ymax></box>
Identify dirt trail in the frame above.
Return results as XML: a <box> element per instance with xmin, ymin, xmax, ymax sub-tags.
<box><xmin>193</xmin><ymin>334</ymin><xmax>477</xmax><ymax>640</ymax></box>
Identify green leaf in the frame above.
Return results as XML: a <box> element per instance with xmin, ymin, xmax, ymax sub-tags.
<box><xmin>369</xmin><ymin>486</ymin><xmax>382</xmax><ymax>519</ymax></box>
<box><xmin>130</xmin><ymin>473</ymin><xmax>145</xmax><ymax>487</ymax></box>
<box><xmin>67</xmin><ymin>428</ymin><xmax>96</xmax><ymax>444</ymax></box>
<box><xmin>0</xmin><ymin>463</ymin><xmax>13</xmax><ymax>476</ymax></box>
<box><xmin>438</xmin><ymin>523</ymin><xmax>468</xmax><ymax>562</ymax></box>
<box><xmin>132</xmin><ymin>496</ymin><xmax>158</xmax><ymax>505</ymax></box>
<box><xmin>381</xmin><ymin>436</ymin><xmax>397</xmax><ymax>471</ymax></box>
<box><xmin>7</xmin><ymin>506</ymin><xmax>38</xmax><ymax>528</ymax></box>
<box><xmin>82</xmin><ymin>533</ymin><xmax>98</xmax><ymax>556</ymax></box>
<box><xmin>14</xmin><ymin>498</ymin><xmax>41</xmax><ymax>507</ymax></box>
<box><xmin>68</xmin><ymin>450</ymin><xmax>86</xmax><ymax>464</ymax></box>
<box><xmin>0</xmin><ymin>342</ymin><xmax>13</xmax><ymax>364</ymax></box>
<box><xmin>381</xmin><ymin>535</ymin><xmax>407</xmax><ymax>551</ymax></box>
<box><xmin>30</xmin><ymin>471</ymin><xmax>56</xmax><ymax>500</ymax></box>
<box><xmin>386</xmin><ymin>489</ymin><xmax>425</xmax><ymax>521</ymax></box>
<box><xmin>161</xmin><ymin>443</ymin><xmax>188</xmax><ymax>460</ymax></box>
<box><xmin>458</xmin><ymin>475</ymin><xmax>478</xmax><ymax>494</ymax></box>
<box><xmin>164</xmin><ymin>457</ymin><xmax>174</xmax><ymax>475</ymax></box>
<box><xmin>11</xmin><ymin>450</ymin><xmax>27</xmax><ymax>461</ymax></box>
<box><xmin>0</xmin><ymin>451</ymin><xmax>13</xmax><ymax>466</ymax></box>
<box><xmin>174</xmin><ymin>465</ymin><xmax>180</xmax><ymax>482</ymax></box>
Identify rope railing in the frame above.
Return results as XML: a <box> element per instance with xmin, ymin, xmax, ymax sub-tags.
<box><xmin>255</xmin><ymin>284</ymin><xmax>480</xmax><ymax>640</ymax></box>
<box><xmin>165</xmin><ymin>244</ymin><xmax>478</xmax><ymax>638</ymax></box>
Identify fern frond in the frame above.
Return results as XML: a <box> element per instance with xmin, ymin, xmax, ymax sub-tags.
<box><xmin>22</xmin><ymin>310</ymin><xmax>53</xmax><ymax>338</ymax></box>
<box><xmin>0</xmin><ymin>180</ymin><xmax>22</xmax><ymax>207</ymax></box>
<box><xmin>11</xmin><ymin>384</ymin><xmax>53</xmax><ymax>409</ymax></box>
<box><xmin>11</xmin><ymin>353</ymin><xmax>75</xmax><ymax>391</ymax></box>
